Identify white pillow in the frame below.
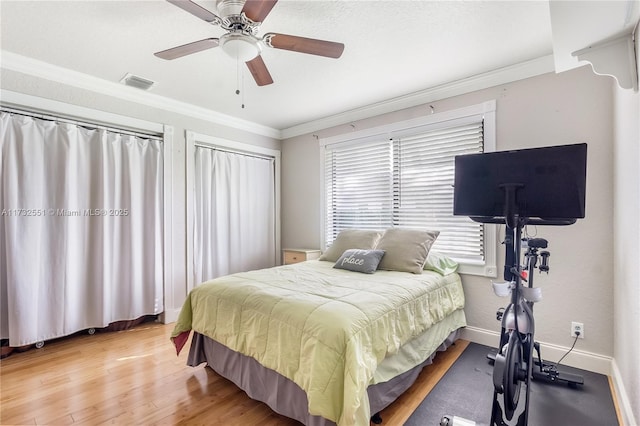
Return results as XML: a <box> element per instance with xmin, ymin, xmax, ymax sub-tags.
<box><xmin>319</xmin><ymin>229</ymin><xmax>383</xmax><ymax>262</ymax></box>
<box><xmin>375</xmin><ymin>228</ymin><xmax>439</xmax><ymax>274</ymax></box>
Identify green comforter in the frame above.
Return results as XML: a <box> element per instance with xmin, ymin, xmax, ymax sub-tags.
<box><xmin>171</xmin><ymin>260</ymin><xmax>465</xmax><ymax>425</ymax></box>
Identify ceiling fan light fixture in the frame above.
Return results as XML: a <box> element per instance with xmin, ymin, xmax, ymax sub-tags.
<box><xmin>220</xmin><ymin>33</ymin><xmax>261</xmax><ymax>62</ymax></box>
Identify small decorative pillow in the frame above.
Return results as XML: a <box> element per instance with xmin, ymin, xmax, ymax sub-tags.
<box><xmin>319</xmin><ymin>229</ymin><xmax>383</xmax><ymax>262</ymax></box>
<box><xmin>424</xmin><ymin>251</ymin><xmax>459</xmax><ymax>275</ymax></box>
<box><xmin>376</xmin><ymin>228</ymin><xmax>440</xmax><ymax>274</ymax></box>
<box><xmin>334</xmin><ymin>249</ymin><xmax>386</xmax><ymax>274</ymax></box>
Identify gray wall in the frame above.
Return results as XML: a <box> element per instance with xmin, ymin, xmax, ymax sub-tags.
<box><xmin>282</xmin><ymin>66</ymin><xmax>616</xmax><ymax>365</ymax></box>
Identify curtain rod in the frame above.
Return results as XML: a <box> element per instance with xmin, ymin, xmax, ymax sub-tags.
<box><xmin>194</xmin><ymin>142</ymin><xmax>275</xmax><ymax>162</ymax></box>
<box><xmin>0</xmin><ymin>106</ymin><xmax>163</xmax><ymax>142</ymax></box>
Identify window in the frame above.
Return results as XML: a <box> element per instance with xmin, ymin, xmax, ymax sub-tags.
<box><xmin>321</xmin><ymin>101</ymin><xmax>497</xmax><ymax>276</ymax></box>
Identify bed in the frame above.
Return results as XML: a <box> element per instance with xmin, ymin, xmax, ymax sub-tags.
<box><xmin>171</xmin><ymin>229</ymin><xmax>466</xmax><ymax>425</ymax></box>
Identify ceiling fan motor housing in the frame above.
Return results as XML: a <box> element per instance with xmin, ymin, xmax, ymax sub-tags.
<box><xmin>216</xmin><ymin>0</ymin><xmax>245</xmax><ymax>19</ymax></box>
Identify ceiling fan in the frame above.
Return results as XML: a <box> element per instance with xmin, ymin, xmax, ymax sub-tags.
<box><xmin>154</xmin><ymin>0</ymin><xmax>345</xmax><ymax>86</ymax></box>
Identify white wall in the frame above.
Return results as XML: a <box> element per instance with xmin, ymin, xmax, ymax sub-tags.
<box><xmin>0</xmin><ymin>68</ymin><xmax>281</xmax><ymax>321</ymax></box>
<box><xmin>611</xmin><ymin>25</ymin><xmax>640</xmax><ymax>426</ymax></box>
<box><xmin>282</xmin><ymin>66</ymin><xmax>616</xmax><ymax>371</ymax></box>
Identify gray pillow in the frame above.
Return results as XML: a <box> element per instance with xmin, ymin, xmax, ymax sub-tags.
<box><xmin>319</xmin><ymin>229</ymin><xmax>383</xmax><ymax>262</ymax></box>
<box><xmin>333</xmin><ymin>249</ymin><xmax>386</xmax><ymax>274</ymax></box>
<box><xmin>376</xmin><ymin>228</ymin><xmax>440</xmax><ymax>274</ymax></box>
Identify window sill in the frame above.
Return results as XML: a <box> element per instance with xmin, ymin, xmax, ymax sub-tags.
<box><xmin>456</xmin><ymin>261</ymin><xmax>497</xmax><ymax>278</ymax></box>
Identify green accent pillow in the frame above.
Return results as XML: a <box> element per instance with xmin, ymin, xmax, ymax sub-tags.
<box><xmin>424</xmin><ymin>251</ymin><xmax>459</xmax><ymax>275</ymax></box>
<box><xmin>334</xmin><ymin>249</ymin><xmax>386</xmax><ymax>274</ymax></box>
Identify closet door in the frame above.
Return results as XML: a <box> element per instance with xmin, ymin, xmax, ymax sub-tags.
<box><xmin>193</xmin><ymin>146</ymin><xmax>276</xmax><ymax>285</ymax></box>
<box><xmin>0</xmin><ymin>111</ymin><xmax>164</xmax><ymax>346</ymax></box>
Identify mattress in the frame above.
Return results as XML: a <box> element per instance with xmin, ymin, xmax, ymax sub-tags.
<box><xmin>172</xmin><ymin>260</ymin><xmax>466</xmax><ymax>425</ymax></box>
<box><xmin>187</xmin><ymin>313</ymin><xmax>465</xmax><ymax>425</ymax></box>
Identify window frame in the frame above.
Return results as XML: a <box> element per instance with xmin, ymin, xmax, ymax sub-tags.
<box><xmin>319</xmin><ymin>100</ymin><xmax>497</xmax><ymax>277</ymax></box>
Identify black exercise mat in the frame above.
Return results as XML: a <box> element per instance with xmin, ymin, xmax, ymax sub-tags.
<box><xmin>404</xmin><ymin>342</ymin><xmax>618</xmax><ymax>426</ymax></box>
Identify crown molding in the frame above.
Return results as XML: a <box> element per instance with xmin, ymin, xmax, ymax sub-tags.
<box><xmin>280</xmin><ymin>55</ymin><xmax>556</xmax><ymax>139</ymax></box>
<box><xmin>1</xmin><ymin>50</ymin><xmax>556</xmax><ymax>141</ymax></box>
<box><xmin>0</xmin><ymin>50</ymin><xmax>281</xmax><ymax>139</ymax></box>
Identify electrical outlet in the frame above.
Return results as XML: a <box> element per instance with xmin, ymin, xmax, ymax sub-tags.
<box><xmin>571</xmin><ymin>321</ymin><xmax>584</xmax><ymax>339</ymax></box>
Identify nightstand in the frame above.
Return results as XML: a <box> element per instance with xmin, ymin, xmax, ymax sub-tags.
<box><xmin>282</xmin><ymin>248</ymin><xmax>321</xmax><ymax>265</ymax></box>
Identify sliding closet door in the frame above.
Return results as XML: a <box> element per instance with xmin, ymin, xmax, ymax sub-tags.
<box><xmin>0</xmin><ymin>111</ymin><xmax>164</xmax><ymax>346</ymax></box>
<box><xmin>193</xmin><ymin>146</ymin><xmax>276</xmax><ymax>284</ymax></box>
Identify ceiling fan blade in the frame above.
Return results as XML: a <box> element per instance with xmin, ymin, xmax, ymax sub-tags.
<box><xmin>154</xmin><ymin>38</ymin><xmax>219</xmax><ymax>60</ymax></box>
<box><xmin>241</xmin><ymin>0</ymin><xmax>278</xmax><ymax>23</ymax></box>
<box><xmin>246</xmin><ymin>56</ymin><xmax>274</xmax><ymax>86</ymax></box>
<box><xmin>263</xmin><ymin>33</ymin><xmax>344</xmax><ymax>58</ymax></box>
<box><xmin>166</xmin><ymin>0</ymin><xmax>221</xmax><ymax>23</ymax></box>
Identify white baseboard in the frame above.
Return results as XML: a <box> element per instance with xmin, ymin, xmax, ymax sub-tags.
<box><xmin>611</xmin><ymin>359</ymin><xmax>638</xmax><ymax>426</ymax></box>
<box><xmin>461</xmin><ymin>326</ymin><xmax>636</xmax><ymax>424</ymax></box>
<box><xmin>461</xmin><ymin>326</ymin><xmax>612</xmax><ymax>375</ymax></box>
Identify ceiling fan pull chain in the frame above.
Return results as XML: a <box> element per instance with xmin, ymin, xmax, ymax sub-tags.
<box><xmin>241</xmin><ymin>61</ymin><xmax>246</xmax><ymax>109</ymax></box>
<box><xmin>236</xmin><ymin>55</ymin><xmax>241</xmax><ymax>96</ymax></box>
<box><xmin>235</xmin><ymin>55</ymin><xmax>245</xmax><ymax>109</ymax></box>
<box><xmin>242</xmin><ymin>72</ymin><xmax>245</xmax><ymax>109</ymax></box>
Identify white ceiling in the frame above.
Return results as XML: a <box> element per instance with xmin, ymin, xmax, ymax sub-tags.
<box><xmin>0</xmin><ymin>1</ymin><xmax>636</xmax><ymax>136</ymax></box>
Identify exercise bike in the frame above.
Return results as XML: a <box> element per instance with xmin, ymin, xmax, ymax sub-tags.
<box><xmin>488</xmin><ymin>216</ymin><xmax>584</xmax><ymax>426</ymax></box>
<box><xmin>506</xmin><ymin>235</ymin><xmax>584</xmax><ymax>389</ymax></box>
<box><xmin>443</xmin><ymin>143</ymin><xmax>588</xmax><ymax>426</ymax></box>
<box><xmin>441</xmin><ymin>215</ymin><xmax>575</xmax><ymax>426</ymax></box>
<box><xmin>490</xmin><ymin>219</ymin><xmax>543</xmax><ymax>425</ymax></box>
<box><xmin>441</xmin><ymin>221</ymin><xmax>582</xmax><ymax>426</ymax></box>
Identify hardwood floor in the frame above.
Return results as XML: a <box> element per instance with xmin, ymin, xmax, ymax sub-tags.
<box><xmin>0</xmin><ymin>322</ymin><xmax>468</xmax><ymax>425</ymax></box>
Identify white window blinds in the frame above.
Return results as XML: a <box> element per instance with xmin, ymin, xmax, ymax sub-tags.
<box><xmin>323</xmin><ymin>115</ymin><xmax>486</xmax><ymax>264</ymax></box>
<box><xmin>324</xmin><ymin>140</ymin><xmax>393</xmax><ymax>242</ymax></box>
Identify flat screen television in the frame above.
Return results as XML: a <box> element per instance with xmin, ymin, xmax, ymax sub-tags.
<box><xmin>453</xmin><ymin>143</ymin><xmax>587</xmax><ymax>225</ymax></box>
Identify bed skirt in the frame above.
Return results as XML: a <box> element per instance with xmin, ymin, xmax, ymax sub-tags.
<box><xmin>187</xmin><ymin>327</ymin><xmax>462</xmax><ymax>425</ymax></box>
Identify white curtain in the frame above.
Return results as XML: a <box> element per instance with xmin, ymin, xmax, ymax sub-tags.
<box><xmin>0</xmin><ymin>112</ymin><xmax>164</xmax><ymax>346</ymax></box>
<box><xmin>193</xmin><ymin>146</ymin><xmax>276</xmax><ymax>285</ymax></box>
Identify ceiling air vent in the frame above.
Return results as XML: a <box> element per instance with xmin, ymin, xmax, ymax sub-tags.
<box><xmin>120</xmin><ymin>73</ymin><xmax>156</xmax><ymax>91</ymax></box>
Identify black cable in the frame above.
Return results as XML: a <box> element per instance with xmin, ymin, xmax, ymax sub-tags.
<box><xmin>556</xmin><ymin>333</ymin><xmax>580</xmax><ymax>367</ymax></box>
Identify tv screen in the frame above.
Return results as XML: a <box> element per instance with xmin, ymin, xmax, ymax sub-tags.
<box><xmin>453</xmin><ymin>143</ymin><xmax>587</xmax><ymax>223</ymax></box>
